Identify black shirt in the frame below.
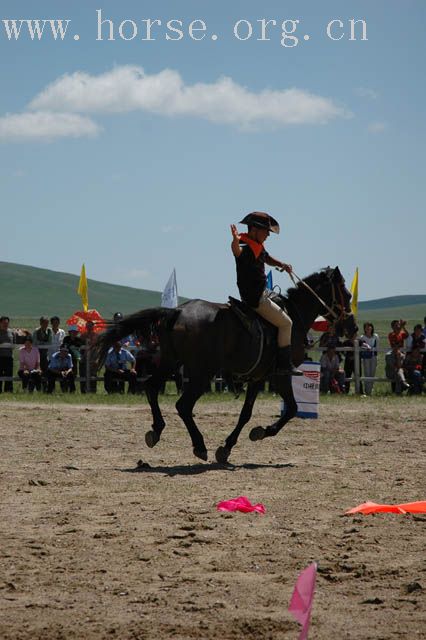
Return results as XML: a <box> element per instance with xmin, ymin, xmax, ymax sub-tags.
<box><xmin>235</xmin><ymin>244</ymin><xmax>269</xmax><ymax>307</ymax></box>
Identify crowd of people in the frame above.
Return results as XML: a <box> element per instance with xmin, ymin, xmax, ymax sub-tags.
<box><xmin>319</xmin><ymin>317</ymin><xmax>426</xmax><ymax>396</ymax></box>
<box><xmin>1</xmin><ymin>313</ymin><xmax>425</xmax><ymax>396</ymax></box>
<box><xmin>0</xmin><ymin>314</ymin><xmax>146</xmax><ymax>395</ymax></box>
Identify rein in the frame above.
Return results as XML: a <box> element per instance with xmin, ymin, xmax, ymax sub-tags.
<box><xmin>276</xmin><ymin>268</ymin><xmax>340</xmax><ymax>321</ymax></box>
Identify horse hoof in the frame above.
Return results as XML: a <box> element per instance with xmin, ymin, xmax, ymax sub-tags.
<box><xmin>215</xmin><ymin>446</ymin><xmax>231</xmax><ymax>464</ymax></box>
<box><xmin>249</xmin><ymin>426</ymin><xmax>265</xmax><ymax>441</ymax></box>
<box><xmin>193</xmin><ymin>448</ymin><xmax>208</xmax><ymax>461</ymax></box>
<box><xmin>145</xmin><ymin>430</ymin><xmax>160</xmax><ymax>448</ymax></box>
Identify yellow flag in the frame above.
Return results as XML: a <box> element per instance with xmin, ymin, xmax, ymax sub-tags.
<box><xmin>350</xmin><ymin>267</ymin><xmax>359</xmax><ymax>316</ymax></box>
<box><xmin>77</xmin><ymin>264</ymin><xmax>89</xmax><ymax>312</ymax></box>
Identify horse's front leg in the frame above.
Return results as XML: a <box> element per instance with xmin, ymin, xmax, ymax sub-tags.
<box><xmin>144</xmin><ymin>376</ymin><xmax>166</xmax><ymax>448</ymax></box>
<box><xmin>249</xmin><ymin>375</ymin><xmax>297</xmax><ymax>441</ymax></box>
<box><xmin>216</xmin><ymin>381</ymin><xmax>261</xmax><ymax>464</ymax></box>
<box><xmin>175</xmin><ymin>380</ymin><xmax>208</xmax><ymax>461</ymax></box>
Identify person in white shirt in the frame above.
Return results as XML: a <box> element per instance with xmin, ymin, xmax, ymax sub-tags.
<box><xmin>359</xmin><ymin>322</ymin><xmax>380</xmax><ymax>396</ymax></box>
<box><xmin>50</xmin><ymin>316</ymin><xmax>66</xmax><ymax>358</ymax></box>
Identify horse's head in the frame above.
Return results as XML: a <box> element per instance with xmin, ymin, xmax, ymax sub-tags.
<box><xmin>318</xmin><ymin>267</ymin><xmax>358</xmax><ymax>338</ymax></box>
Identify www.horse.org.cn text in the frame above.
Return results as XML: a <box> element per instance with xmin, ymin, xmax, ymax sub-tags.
<box><xmin>1</xmin><ymin>11</ymin><xmax>369</xmax><ymax>46</ymax></box>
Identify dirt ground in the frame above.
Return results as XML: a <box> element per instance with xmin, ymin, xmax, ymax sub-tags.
<box><xmin>0</xmin><ymin>398</ymin><xmax>425</xmax><ymax>640</ymax></box>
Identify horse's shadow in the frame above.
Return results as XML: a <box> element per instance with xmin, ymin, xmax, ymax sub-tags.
<box><xmin>118</xmin><ymin>461</ymin><xmax>295</xmax><ymax>477</ymax></box>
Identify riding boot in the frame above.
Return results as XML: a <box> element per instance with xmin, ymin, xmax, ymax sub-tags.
<box><xmin>276</xmin><ymin>346</ymin><xmax>303</xmax><ymax>376</ymax></box>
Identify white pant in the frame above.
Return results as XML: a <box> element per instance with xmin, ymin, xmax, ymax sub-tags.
<box><xmin>255</xmin><ymin>291</ymin><xmax>292</xmax><ymax>347</ymax></box>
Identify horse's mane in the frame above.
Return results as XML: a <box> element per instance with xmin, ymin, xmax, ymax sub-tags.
<box><xmin>284</xmin><ymin>267</ymin><xmax>333</xmax><ymax>303</ymax></box>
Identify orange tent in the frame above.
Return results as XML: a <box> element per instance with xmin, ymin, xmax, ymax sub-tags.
<box><xmin>66</xmin><ymin>309</ymin><xmax>106</xmax><ymax>334</ymax></box>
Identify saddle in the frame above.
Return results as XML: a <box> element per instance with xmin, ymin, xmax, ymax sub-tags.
<box><xmin>227</xmin><ymin>296</ymin><xmax>281</xmax><ymax>379</ymax></box>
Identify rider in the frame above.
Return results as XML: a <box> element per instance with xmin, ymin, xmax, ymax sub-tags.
<box><xmin>231</xmin><ymin>212</ymin><xmax>302</xmax><ymax>376</ymax></box>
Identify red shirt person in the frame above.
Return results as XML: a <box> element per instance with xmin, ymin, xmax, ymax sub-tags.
<box><xmin>388</xmin><ymin>320</ymin><xmax>409</xmax><ymax>349</ymax></box>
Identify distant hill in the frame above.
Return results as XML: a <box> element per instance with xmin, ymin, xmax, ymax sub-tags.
<box><xmin>0</xmin><ymin>261</ymin><xmax>181</xmax><ymax>319</ymax></box>
<box><xmin>1</xmin><ymin>262</ymin><xmax>425</xmax><ymax>327</ymax></box>
<box><xmin>359</xmin><ymin>295</ymin><xmax>426</xmax><ymax>310</ymax></box>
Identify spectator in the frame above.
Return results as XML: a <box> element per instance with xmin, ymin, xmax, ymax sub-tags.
<box><xmin>18</xmin><ymin>336</ymin><xmax>42</xmax><ymax>392</ymax></box>
<box><xmin>50</xmin><ymin>316</ymin><xmax>66</xmax><ymax>357</ymax></box>
<box><xmin>62</xmin><ymin>326</ymin><xmax>83</xmax><ymax>375</ymax></box>
<box><xmin>405</xmin><ymin>324</ymin><xmax>425</xmax><ymax>352</ymax></box>
<box><xmin>32</xmin><ymin>316</ymin><xmax>52</xmax><ymax>389</ymax></box>
<box><xmin>47</xmin><ymin>345</ymin><xmax>75</xmax><ymax>393</ymax></box>
<box><xmin>319</xmin><ymin>325</ymin><xmax>341</xmax><ymax>350</ymax></box>
<box><xmin>320</xmin><ymin>347</ymin><xmax>345</xmax><ymax>394</ymax></box>
<box><xmin>388</xmin><ymin>319</ymin><xmax>408</xmax><ymax>349</ymax></box>
<box><xmin>0</xmin><ymin>316</ymin><xmax>16</xmax><ymax>393</ymax></box>
<box><xmin>359</xmin><ymin>322</ymin><xmax>380</xmax><ymax>396</ymax></box>
<box><xmin>104</xmin><ymin>341</ymin><xmax>137</xmax><ymax>394</ymax></box>
<box><xmin>404</xmin><ymin>347</ymin><xmax>424</xmax><ymax>395</ymax></box>
<box><xmin>80</xmin><ymin>321</ymin><xmax>98</xmax><ymax>393</ymax></box>
<box><xmin>385</xmin><ymin>346</ymin><xmax>410</xmax><ymax>394</ymax></box>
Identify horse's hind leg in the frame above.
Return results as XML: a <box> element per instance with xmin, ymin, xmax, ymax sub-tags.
<box><xmin>175</xmin><ymin>380</ymin><xmax>208</xmax><ymax>461</ymax></box>
<box><xmin>215</xmin><ymin>381</ymin><xmax>261</xmax><ymax>464</ymax></box>
<box><xmin>249</xmin><ymin>375</ymin><xmax>297</xmax><ymax>441</ymax></box>
<box><xmin>144</xmin><ymin>377</ymin><xmax>166</xmax><ymax>449</ymax></box>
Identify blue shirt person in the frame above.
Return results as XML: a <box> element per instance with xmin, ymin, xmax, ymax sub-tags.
<box><xmin>105</xmin><ymin>344</ymin><xmax>136</xmax><ymax>372</ymax></box>
<box><xmin>49</xmin><ymin>349</ymin><xmax>73</xmax><ymax>372</ymax></box>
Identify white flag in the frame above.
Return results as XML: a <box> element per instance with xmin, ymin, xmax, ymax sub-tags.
<box><xmin>161</xmin><ymin>268</ymin><xmax>178</xmax><ymax>308</ymax></box>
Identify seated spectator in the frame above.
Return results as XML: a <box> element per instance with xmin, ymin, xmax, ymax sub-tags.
<box><xmin>405</xmin><ymin>324</ymin><xmax>425</xmax><ymax>352</ymax></box>
<box><xmin>0</xmin><ymin>316</ymin><xmax>16</xmax><ymax>393</ymax></box>
<box><xmin>18</xmin><ymin>336</ymin><xmax>42</xmax><ymax>392</ymax></box>
<box><xmin>47</xmin><ymin>345</ymin><xmax>76</xmax><ymax>393</ymax></box>
<box><xmin>80</xmin><ymin>321</ymin><xmax>98</xmax><ymax>393</ymax></box>
<box><xmin>32</xmin><ymin>316</ymin><xmax>52</xmax><ymax>389</ymax></box>
<box><xmin>62</xmin><ymin>326</ymin><xmax>83</xmax><ymax>375</ymax></box>
<box><xmin>385</xmin><ymin>347</ymin><xmax>410</xmax><ymax>394</ymax></box>
<box><xmin>104</xmin><ymin>341</ymin><xmax>137</xmax><ymax>394</ymax></box>
<box><xmin>359</xmin><ymin>322</ymin><xmax>379</xmax><ymax>396</ymax></box>
<box><xmin>388</xmin><ymin>319</ymin><xmax>408</xmax><ymax>349</ymax></box>
<box><xmin>320</xmin><ymin>347</ymin><xmax>345</xmax><ymax>394</ymax></box>
<box><xmin>404</xmin><ymin>347</ymin><xmax>424</xmax><ymax>395</ymax></box>
<box><xmin>50</xmin><ymin>316</ymin><xmax>66</xmax><ymax>357</ymax></box>
<box><xmin>319</xmin><ymin>325</ymin><xmax>341</xmax><ymax>350</ymax></box>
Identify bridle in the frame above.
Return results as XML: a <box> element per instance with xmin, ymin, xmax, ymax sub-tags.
<box><xmin>280</xmin><ymin>269</ymin><xmax>351</xmax><ymax>325</ymax></box>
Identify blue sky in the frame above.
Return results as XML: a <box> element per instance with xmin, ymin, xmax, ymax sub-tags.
<box><xmin>0</xmin><ymin>0</ymin><xmax>425</xmax><ymax>303</ymax></box>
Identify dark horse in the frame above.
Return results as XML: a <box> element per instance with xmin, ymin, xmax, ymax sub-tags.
<box><xmin>96</xmin><ymin>267</ymin><xmax>357</xmax><ymax>464</ymax></box>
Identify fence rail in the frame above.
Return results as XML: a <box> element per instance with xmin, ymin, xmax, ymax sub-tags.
<box><xmin>0</xmin><ymin>343</ymin><xmax>424</xmax><ymax>393</ymax></box>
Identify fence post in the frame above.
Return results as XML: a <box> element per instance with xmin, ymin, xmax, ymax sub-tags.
<box><xmin>354</xmin><ymin>340</ymin><xmax>361</xmax><ymax>394</ymax></box>
<box><xmin>85</xmin><ymin>344</ymin><xmax>90</xmax><ymax>393</ymax></box>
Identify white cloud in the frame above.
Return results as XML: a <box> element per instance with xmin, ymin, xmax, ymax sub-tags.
<box><xmin>368</xmin><ymin>121</ymin><xmax>387</xmax><ymax>133</ymax></box>
<box><xmin>29</xmin><ymin>65</ymin><xmax>350</xmax><ymax>128</ymax></box>
<box><xmin>161</xmin><ymin>224</ymin><xmax>183</xmax><ymax>234</ymax></box>
<box><xmin>0</xmin><ymin>111</ymin><xmax>100</xmax><ymax>142</ymax></box>
<box><xmin>354</xmin><ymin>87</ymin><xmax>379</xmax><ymax>100</ymax></box>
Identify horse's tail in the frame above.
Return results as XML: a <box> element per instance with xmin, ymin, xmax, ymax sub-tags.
<box><xmin>94</xmin><ymin>307</ymin><xmax>179</xmax><ymax>367</ymax></box>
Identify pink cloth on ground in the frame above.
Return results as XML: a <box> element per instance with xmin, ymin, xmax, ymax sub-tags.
<box><xmin>216</xmin><ymin>496</ymin><xmax>266</xmax><ymax>514</ymax></box>
<box><xmin>288</xmin><ymin>562</ymin><xmax>317</xmax><ymax>640</ymax></box>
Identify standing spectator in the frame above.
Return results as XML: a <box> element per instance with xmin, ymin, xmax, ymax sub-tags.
<box><xmin>18</xmin><ymin>336</ymin><xmax>42</xmax><ymax>392</ymax></box>
<box><xmin>80</xmin><ymin>321</ymin><xmax>98</xmax><ymax>393</ymax></box>
<box><xmin>50</xmin><ymin>316</ymin><xmax>66</xmax><ymax>357</ymax></box>
<box><xmin>32</xmin><ymin>316</ymin><xmax>52</xmax><ymax>389</ymax></box>
<box><xmin>320</xmin><ymin>347</ymin><xmax>345</xmax><ymax>394</ymax></box>
<box><xmin>359</xmin><ymin>322</ymin><xmax>380</xmax><ymax>396</ymax></box>
<box><xmin>388</xmin><ymin>320</ymin><xmax>408</xmax><ymax>349</ymax></box>
<box><xmin>0</xmin><ymin>316</ymin><xmax>16</xmax><ymax>393</ymax></box>
<box><xmin>104</xmin><ymin>341</ymin><xmax>137</xmax><ymax>394</ymax></box>
<box><xmin>62</xmin><ymin>326</ymin><xmax>83</xmax><ymax>375</ymax></box>
<box><xmin>422</xmin><ymin>316</ymin><xmax>426</xmax><ymax>339</ymax></box>
<box><xmin>47</xmin><ymin>345</ymin><xmax>75</xmax><ymax>393</ymax></box>
<box><xmin>405</xmin><ymin>324</ymin><xmax>425</xmax><ymax>352</ymax></box>
<box><xmin>341</xmin><ymin>336</ymin><xmax>362</xmax><ymax>395</ymax></box>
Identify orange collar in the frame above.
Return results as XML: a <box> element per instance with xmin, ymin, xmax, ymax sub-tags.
<box><xmin>240</xmin><ymin>233</ymin><xmax>264</xmax><ymax>259</ymax></box>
